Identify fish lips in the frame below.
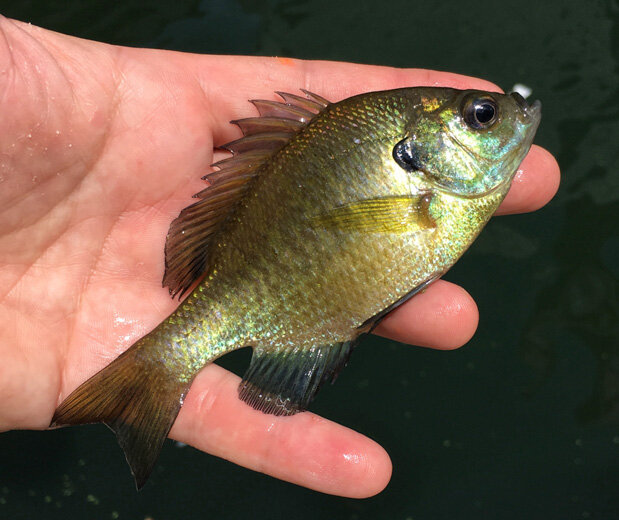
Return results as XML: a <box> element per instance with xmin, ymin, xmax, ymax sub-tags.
<box><xmin>510</xmin><ymin>91</ymin><xmax>542</xmax><ymax>125</ymax></box>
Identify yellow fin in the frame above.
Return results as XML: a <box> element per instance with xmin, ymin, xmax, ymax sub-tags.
<box><xmin>313</xmin><ymin>194</ymin><xmax>436</xmax><ymax>233</ymax></box>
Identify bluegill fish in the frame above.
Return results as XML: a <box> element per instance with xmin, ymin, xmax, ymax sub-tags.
<box><xmin>51</xmin><ymin>87</ymin><xmax>541</xmax><ymax>488</ymax></box>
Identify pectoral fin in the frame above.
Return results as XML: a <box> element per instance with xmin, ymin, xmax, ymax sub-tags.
<box><xmin>313</xmin><ymin>194</ymin><xmax>436</xmax><ymax>233</ymax></box>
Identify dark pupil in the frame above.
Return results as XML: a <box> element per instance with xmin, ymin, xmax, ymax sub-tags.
<box><xmin>475</xmin><ymin>103</ymin><xmax>495</xmax><ymax>124</ymax></box>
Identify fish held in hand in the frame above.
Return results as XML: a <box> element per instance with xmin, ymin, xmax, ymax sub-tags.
<box><xmin>51</xmin><ymin>87</ymin><xmax>541</xmax><ymax>488</ymax></box>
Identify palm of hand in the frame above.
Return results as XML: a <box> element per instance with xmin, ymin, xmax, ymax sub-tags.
<box><xmin>0</xmin><ymin>26</ymin><xmax>215</xmax><ymax>429</ymax></box>
<box><xmin>0</xmin><ymin>19</ymin><xmax>559</xmax><ymax>497</ymax></box>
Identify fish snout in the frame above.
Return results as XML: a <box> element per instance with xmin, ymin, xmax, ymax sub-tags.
<box><xmin>510</xmin><ymin>91</ymin><xmax>542</xmax><ymax>123</ymax></box>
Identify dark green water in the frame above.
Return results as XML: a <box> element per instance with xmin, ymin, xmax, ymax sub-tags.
<box><xmin>1</xmin><ymin>1</ymin><xmax>618</xmax><ymax>519</ymax></box>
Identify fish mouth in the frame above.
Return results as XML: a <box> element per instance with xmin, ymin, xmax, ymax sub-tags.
<box><xmin>510</xmin><ymin>91</ymin><xmax>542</xmax><ymax>126</ymax></box>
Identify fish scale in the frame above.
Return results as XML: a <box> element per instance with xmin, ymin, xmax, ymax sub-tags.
<box><xmin>51</xmin><ymin>87</ymin><xmax>541</xmax><ymax>489</ymax></box>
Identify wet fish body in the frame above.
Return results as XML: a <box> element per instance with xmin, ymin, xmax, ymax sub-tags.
<box><xmin>52</xmin><ymin>87</ymin><xmax>541</xmax><ymax>487</ymax></box>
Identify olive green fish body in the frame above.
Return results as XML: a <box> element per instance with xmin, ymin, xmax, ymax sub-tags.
<box><xmin>51</xmin><ymin>87</ymin><xmax>541</xmax><ymax>488</ymax></box>
<box><xmin>158</xmin><ymin>90</ymin><xmax>518</xmax><ymax>356</ymax></box>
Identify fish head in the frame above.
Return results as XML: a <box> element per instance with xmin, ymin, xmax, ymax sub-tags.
<box><xmin>394</xmin><ymin>89</ymin><xmax>541</xmax><ymax>197</ymax></box>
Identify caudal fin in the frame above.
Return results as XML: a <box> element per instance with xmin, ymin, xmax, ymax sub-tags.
<box><xmin>51</xmin><ymin>345</ymin><xmax>191</xmax><ymax>489</ymax></box>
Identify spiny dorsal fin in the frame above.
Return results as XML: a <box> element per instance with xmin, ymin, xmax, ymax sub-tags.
<box><xmin>250</xmin><ymin>99</ymin><xmax>316</xmax><ymax>122</ymax></box>
<box><xmin>163</xmin><ymin>90</ymin><xmax>332</xmax><ymax>298</ymax></box>
<box><xmin>299</xmin><ymin>89</ymin><xmax>330</xmax><ymax>108</ymax></box>
<box><xmin>230</xmin><ymin>117</ymin><xmax>303</xmax><ymax>136</ymax></box>
<box><xmin>239</xmin><ymin>340</ymin><xmax>357</xmax><ymax>416</ymax></box>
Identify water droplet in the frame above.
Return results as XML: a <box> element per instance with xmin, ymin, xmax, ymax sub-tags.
<box><xmin>55</xmin><ymin>130</ymin><xmax>61</xmax><ymax>136</ymax></box>
<box><xmin>342</xmin><ymin>452</ymin><xmax>361</xmax><ymax>463</ymax></box>
<box><xmin>26</xmin><ymin>133</ymin><xmax>32</xmax><ymax>139</ymax></box>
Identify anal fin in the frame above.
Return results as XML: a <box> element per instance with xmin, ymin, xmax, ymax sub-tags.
<box><xmin>239</xmin><ymin>340</ymin><xmax>357</xmax><ymax>416</ymax></box>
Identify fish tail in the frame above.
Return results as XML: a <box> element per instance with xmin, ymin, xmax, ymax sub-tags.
<box><xmin>50</xmin><ymin>337</ymin><xmax>192</xmax><ymax>489</ymax></box>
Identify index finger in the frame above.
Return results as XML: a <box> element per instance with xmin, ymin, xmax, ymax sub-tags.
<box><xmin>191</xmin><ymin>56</ymin><xmax>501</xmax><ymax>142</ymax></box>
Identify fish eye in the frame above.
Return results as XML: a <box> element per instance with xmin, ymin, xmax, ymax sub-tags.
<box><xmin>462</xmin><ymin>96</ymin><xmax>499</xmax><ymax>129</ymax></box>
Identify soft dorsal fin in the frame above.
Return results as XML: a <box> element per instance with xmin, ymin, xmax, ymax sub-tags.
<box><xmin>239</xmin><ymin>340</ymin><xmax>357</xmax><ymax>416</ymax></box>
<box><xmin>163</xmin><ymin>91</ymin><xmax>332</xmax><ymax>298</ymax></box>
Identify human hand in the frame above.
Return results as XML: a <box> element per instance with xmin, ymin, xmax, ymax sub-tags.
<box><xmin>0</xmin><ymin>17</ymin><xmax>559</xmax><ymax>497</ymax></box>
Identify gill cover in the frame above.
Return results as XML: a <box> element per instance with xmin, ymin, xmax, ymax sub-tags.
<box><xmin>394</xmin><ymin>90</ymin><xmax>541</xmax><ymax>196</ymax></box>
